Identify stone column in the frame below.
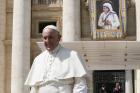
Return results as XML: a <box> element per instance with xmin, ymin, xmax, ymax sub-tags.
<box><xmin>62</xmin><ymin>0</ymin><xmax>81</xmax><ymax>41</ymax></box>
<box><xmin>125</xmin><ymin>70</ymin><xmax>133</xmax><ymax>93</ymax></box>
<box><xmin>135</xmin><ymin>70</ymin><xmax>140</xmax><ymax>93</ymax></box>
<box><xmin>135</xmin><ymin>0</ymin><xmax>140</xmax><ymax>93</ymax></box>
<box><xmin>0</xmin><ymin>0</ymin><xmax>6</xmax><ymax>93</ymax></box>
<box><xmin>11</xmin><ymin>0</ymin><xmax>31</xmax><ymax>93</ymax></box>
<box><xmin>136</xmin><ymin>0</ymin><xmax>140</xmax><ymax>41</ymax></box>
<box><xmin>87</xmin><ymin>70</ymin><xmax>93</xmax><ymax>93</ymax></box>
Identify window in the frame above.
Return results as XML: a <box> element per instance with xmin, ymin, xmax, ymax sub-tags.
<box><xmin>31</xmin><ymin>17</ymin><xmax>61</xmax><ymax>38</ymax></box>
<box><xmin>38</xmin><ymin>21</ymin><xmax>56</xmax><ymax>33</ymax></box>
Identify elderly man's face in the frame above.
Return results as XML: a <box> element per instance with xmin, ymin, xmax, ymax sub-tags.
<box><xmin>42</xmin><ymin>28</ymin><xmax>61</xmax><ymax>52</ymax></box>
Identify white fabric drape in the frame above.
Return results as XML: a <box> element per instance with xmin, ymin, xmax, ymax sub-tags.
<box><xmin>25</xmin><ymin>45</ymin><xmax>88</xmax><ymax>93</ymax></box>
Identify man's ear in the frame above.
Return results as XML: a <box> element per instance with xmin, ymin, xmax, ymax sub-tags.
<box><xmin>58</xmin><ymin>34</ymin><xmax>62</xmax><ymax>41</ymax></box>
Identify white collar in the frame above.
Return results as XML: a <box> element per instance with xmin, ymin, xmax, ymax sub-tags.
<box><xmin>47</xmin><ymin>44</ymin><xmax>61</xmax><ymax>54</ymax></box>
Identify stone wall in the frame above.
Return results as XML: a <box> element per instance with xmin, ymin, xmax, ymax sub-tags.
<box><xmin>127</xmin><ymin>0</ymin><xmax>136</xmax><ymax>36</ymax></box>
<box><xmin>0</xmin><ymin>0</ymin><xmax>6</xmax><ymax>93</ymax></box>
<box><xmin>5</xmin><ymin>45</ymin><xmax>12</xmax><ymax>93</ymax></box>
<box><xmin>4</xmin><ymin>0</ymin><xmax>13</xmax><ymax>93</ymax></box>
<box><xmin>81</xmin><ymin>0</ymin><xmax>91</xmax><ymax>39</ymax></box>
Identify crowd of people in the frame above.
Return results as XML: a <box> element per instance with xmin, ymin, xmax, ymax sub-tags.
<box><xmin>99</xmin><ymin>82</ymin><xmax>122</xmax><ymax>93</ymax></box>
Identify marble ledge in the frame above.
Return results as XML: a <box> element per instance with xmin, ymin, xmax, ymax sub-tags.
<box><xmin>3</xmin><ymin>39</ymin><xmax>42</xmax><ymax>45</ymax></box>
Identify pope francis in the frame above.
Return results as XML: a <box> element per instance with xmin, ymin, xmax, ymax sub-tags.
<box><xmin>25</xmin><ymin>25</ymin><xmax>88</xmax><ymax>93</ymax></box>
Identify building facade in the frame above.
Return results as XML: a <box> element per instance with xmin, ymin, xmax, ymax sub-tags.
<box><xmin>0</xmin><ymin>0</ymin><xmax>140</xmax><ymax>93</ymax></box>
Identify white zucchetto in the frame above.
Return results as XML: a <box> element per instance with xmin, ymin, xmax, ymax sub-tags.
<box><xmin>43</xmin><ymin>25</ymin><xmax>58</xmax><ymax>32</ymax></box>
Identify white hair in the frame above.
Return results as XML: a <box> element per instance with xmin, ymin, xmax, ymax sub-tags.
<box><xmin>43</xmin><ymin>25</ymin><xmax>58</xmax><ymax>32</ymax></box>
<box><xmin>103</xmin><ymin>3</ymin><xmax>113</xmax><ymax>12</ymax></box>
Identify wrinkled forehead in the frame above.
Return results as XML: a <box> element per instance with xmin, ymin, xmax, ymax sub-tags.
<box><xmin>42</xmin><ymin>25</ymin><xmax>60</xmax><ymax>37</ymax></box>
<box><xmin>42</xmin><ymin>28</ymin><xmax>59</xmax><ymax>37</ymax></box>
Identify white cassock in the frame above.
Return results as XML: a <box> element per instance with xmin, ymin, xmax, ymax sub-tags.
<box><xmin>25</xmin><ymin>44</ymin><xmax>88</xmax><ymax>93</ymax></box>
<box><xmin>98</xmin><ymin>11</ymin><xmax>120</xmax><ymax>29</ymax></box>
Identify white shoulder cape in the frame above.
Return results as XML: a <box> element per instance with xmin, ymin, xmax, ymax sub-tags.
<box><xmin>25</xmin><ymin>46</ymin><xmax>87</xmax><ymax>86</ymax></box>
